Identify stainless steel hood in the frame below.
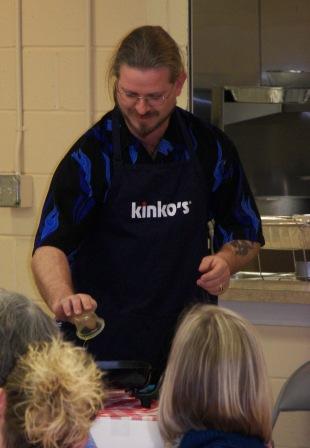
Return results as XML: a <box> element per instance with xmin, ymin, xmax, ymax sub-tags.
<box><xmin>225</xmin><ymin>71</ymin><xmax>310</xmax><ymax>104</ymax></box>
<box><xmin>190</xmin><ymin>1</ymin><xmax>310</xmax><ymax>218</ymax></box>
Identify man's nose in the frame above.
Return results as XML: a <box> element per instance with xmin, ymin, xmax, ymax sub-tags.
<box><xmin>135</xmin><ymin>97</ymin><xmax>151</xmax><ymax>115</ymax></box>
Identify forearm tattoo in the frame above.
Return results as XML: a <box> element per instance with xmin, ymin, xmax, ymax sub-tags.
<box><xmin>229</xmin><ymin>240</ymin><xmax>254</xmax><ymax>256</ymax></box>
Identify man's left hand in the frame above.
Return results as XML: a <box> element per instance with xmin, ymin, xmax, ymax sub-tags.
<box><xmin>196</xmin><ymin>254</ymin><xmax>231</xmax><ymax>296</ymax></box>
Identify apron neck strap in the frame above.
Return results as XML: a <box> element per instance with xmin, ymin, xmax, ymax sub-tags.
<box><xmin>175</xmin><ymin>108</ymin><xmax>195</xmax><ymax>156</ymax></box>
<box><xmin>112</xmin><ymin>107</ymin><xmax>122</xmax><ymax>166</ymax></box>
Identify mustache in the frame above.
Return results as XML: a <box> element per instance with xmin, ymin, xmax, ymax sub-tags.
<box><xmin>134</xmin><ymin>111</ymin><xmax>159</xmax><ymax>118</ymax></box>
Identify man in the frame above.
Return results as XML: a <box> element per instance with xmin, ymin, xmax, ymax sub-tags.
<box><xmin>32</xmin><ymin>26</ymin><xmax>264</xmax><ymax>380</ymax></box>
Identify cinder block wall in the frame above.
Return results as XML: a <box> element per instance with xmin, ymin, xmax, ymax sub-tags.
<box><xmin>0</xmin><ymin>0</ymin><xmax>188</xmax><ymax>303</ymax></box>
<box><xmin>0</xmin><ymin>2</ymin><xmax>309</xmax><ymax>448</ymax></box>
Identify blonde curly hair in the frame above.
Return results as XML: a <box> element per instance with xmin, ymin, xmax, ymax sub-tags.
<box><xmin>4</xmin><ymin>338</ymin><xmax>105</xmax><ymax>448</ymax></box>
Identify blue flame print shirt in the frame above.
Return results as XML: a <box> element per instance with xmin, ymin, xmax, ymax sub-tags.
<box><xmin>33</xmin><ymin>107</ymin><xmax>264</xmax><ymax>257</ymax></box>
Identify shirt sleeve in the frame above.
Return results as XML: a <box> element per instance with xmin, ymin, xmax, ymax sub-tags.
<box><xmin>33</xmin><ymin>137</ymin><xmax>109</xmax><ymax>257</ymax></box>
<box><xmin>207</xmin><ymin>127</ymin><xmax>265</xmax><ymax>251</ymax></box>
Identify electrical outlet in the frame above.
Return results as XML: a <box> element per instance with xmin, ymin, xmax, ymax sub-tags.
<box><xmin>0</xmin><ymin>174</ymin><xmax>32</xmax><ymax>208</ymax></box>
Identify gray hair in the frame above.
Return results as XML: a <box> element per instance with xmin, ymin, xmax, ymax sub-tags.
<box><xmin>0</xmin><ymin>290</ymin><xmax>59</xmax><ymax>386</ymax></box>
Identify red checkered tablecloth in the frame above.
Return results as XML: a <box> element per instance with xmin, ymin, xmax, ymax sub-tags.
<box><xmin>97</xmin><ymin>390</ymin><xmax>159</xmax><ymax>421</ymax></box>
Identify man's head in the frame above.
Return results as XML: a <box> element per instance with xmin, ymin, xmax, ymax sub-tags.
<box><xmin>109</xmin><ymin>26</ymin><xmax>186</xmax><ymax>141</ymax></box>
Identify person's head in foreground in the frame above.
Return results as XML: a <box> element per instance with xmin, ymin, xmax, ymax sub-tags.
<box><xmin>0</xmin><ymin>289</ymin><xmax>59</xmax><ymax>386</ymax></box>
<box><xmin>159</xmin><ymin>304</ymin><xmax>272</xmax><ymax>447</ymax></box>
<box><xmin>0</xmin><ymin>337</ymin><xmax>105</xmax><ymax>448</ymax></box>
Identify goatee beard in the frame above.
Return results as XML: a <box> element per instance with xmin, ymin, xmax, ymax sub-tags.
<box><xmin>124</xmin><ymin>109</ymin><xmax>174</xmax><ymax>138</ymax></box>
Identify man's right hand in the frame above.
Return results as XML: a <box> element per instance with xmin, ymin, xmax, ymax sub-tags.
<box><xmin>31</xmin><ymin>246</ymin><xmax>98</xmax><ymax>321</ymax></box>
<box><xmin>52</xmin><ymin>293</ymin><xmax>97</xmax><ymax>321</ymax></box>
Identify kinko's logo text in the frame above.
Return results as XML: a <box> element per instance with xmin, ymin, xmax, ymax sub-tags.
<box><xmin>131</xmin><ymin>201</ymin><xmax>191</xmax><ymax>219</ymax></box>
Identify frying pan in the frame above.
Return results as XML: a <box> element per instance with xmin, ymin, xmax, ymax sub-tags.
<box><xmin>96</xmin><ymin>360</ymin><xmax>152</xmax><ymax>390</ymax></box>
<box><xmin>96</xmin><ymin>360</ymin><xmax>160</xmax><ymax>407</ymax></box>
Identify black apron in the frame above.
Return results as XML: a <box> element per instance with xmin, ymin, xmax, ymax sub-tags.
<box><xmin>62</xmin><ymin>108</ymin><xmax>216</xmax><ymax>379</ymax></box>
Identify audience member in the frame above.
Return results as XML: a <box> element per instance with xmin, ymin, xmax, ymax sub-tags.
<box><xmin>0</xmin><ymin>290</ymin><xmax>59</xmax><ymax>386</ymax></box>
<box><xmin>0</xmin><ymin>290</ymin><xmax>105</xmax><ymax>448</ymax></box>
<box><xmin>0</xmin><ymin>338</ymin><xmax>105</xmax><ymax>448</ymax></box>
<box><xmin>159</xmin><ymin>304</ymin><xmax>272</xmax><ymax>448</ymax></box>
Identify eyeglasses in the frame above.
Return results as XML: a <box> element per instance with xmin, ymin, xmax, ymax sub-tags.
<box><xmin>116</xmin><ymin>83</ymin><xmax>174</xmax><ymax>107</ymax></box>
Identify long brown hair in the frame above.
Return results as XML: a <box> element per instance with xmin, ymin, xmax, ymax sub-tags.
<box><xmin>108</xmin><ymin>25</ymin><xmax>185</xmax><ymax>100</ymax></box>
<box><xmin>159</xmin><ymin>305</ymin><xmax>272</xmax><ymax>444</ymax></box>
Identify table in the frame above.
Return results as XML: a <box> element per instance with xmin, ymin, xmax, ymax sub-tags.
<box><xmin>88</xmin><ymin>390</ymin><xmax>164</xmax><ymax>448</ymax></box>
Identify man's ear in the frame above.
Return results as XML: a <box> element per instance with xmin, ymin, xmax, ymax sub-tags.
<box><xmin>0</xmin><ymin>388</ymin><xmax>7</xmax><ymax>419</ymax></box>
<box><xmin>175</xmin><ymin>72</ymin><xmax>187</xmax><ymax>96</ymax></box>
